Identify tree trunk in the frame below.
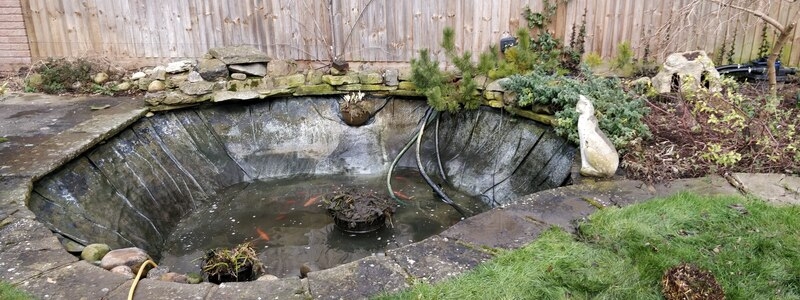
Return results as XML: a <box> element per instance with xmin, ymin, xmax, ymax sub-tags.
<box><xmin>767</xmin><ymin>22</ymin><xmax>796</xmax><ymax>98</ymax></box>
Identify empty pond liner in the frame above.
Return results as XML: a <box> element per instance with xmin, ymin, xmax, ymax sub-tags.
<box><xmin>28</xmin><ymin>97</ymin><xmax>575</xmax><ymax>280</ymax></box>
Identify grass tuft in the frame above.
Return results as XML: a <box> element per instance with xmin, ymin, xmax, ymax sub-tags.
<box><xmin>0</xmin><ymin>281</ymin><xmax>32</xmax><ymax>300</ymax></box>
<box><xmin>377</xmin><ymin>192</ymin><xmax>800</xmax><ymax>299</ymax></box>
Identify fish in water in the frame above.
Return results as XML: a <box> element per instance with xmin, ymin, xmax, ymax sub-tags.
<box><xmin>255</xmin><ymin>227</ymin><xmax>270</xmax><ymax>241</ymax></box>
<box><xmin>303</xmin><ymin>194</ymin><xmax>322</xmax><ymax>207</ymax></box>
<box><xmin>393</xmin><ymin>190</ymin><xmax>412</xmax><ymax>200</ymax></box>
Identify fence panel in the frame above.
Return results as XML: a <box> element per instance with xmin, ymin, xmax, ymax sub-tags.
<box><xmin>17</xmin><ymin>0</ymin><xmax>800</xmax><ymax>66</ymax></box>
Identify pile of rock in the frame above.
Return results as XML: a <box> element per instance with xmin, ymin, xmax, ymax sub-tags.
<box><xmin>78</xmin><ymin>243</ymin><xmax>201</xmax><ymax>284</ymax></box>
<box><xmin>116</xmin><ymin>45</ymin><xmax>549</xmax><ymax>125</ymax></box>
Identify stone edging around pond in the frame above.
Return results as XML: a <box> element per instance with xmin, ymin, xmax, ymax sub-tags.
<box><xmin>110</xmin><ymin>45</ymin><xmax>555</xmax><ymax>126</ymax></box>
<box><xmin>3</xmin><ymin>170</ymin><xmax>757</xmax><ymax>299</ymax></box>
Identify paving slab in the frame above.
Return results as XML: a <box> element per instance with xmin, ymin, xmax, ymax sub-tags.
<box><xmin>0</xmin><ymin>234</ymin><xmax>78</xmax><ymax>284</ymax></box>
<box><xmin>106</xmin><ymin>278</ymin><xmax>216</xmax><ymax>300</ymax></box>
<box><xmin>207</xmin><ymin>278</ymin><xmax>309</xmax><ymax>299</ymax></box>
<box><xmin>386</xmin><ymin>235</ymin><xmax>493</xmax><ymax>283</ymax></box>
<box><xmin>16</xmin><ymin>261</ymin><xmax>129</xmax><ymax>300</ymax></box>
<box><xmin>0</xmin><ymin>93</ymin><xmax>146</xmax><ymax>179</ymax></box>
<box><xmin>734</xmin><ymin>173</ymin><xmax>800</xmax><ymax>205</ymax></box>
<box><xmin>440</xmin><ymin>208</ymin><xmax>549</xmax><ymax>249</ymax></box>
<box><xmin>307</xmin><ymin>256</ymin><xmax>408</xmax><ymax>300</ymax></box>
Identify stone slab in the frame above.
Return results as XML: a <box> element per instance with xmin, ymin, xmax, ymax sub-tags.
<box><xmin>106</xmin><ymin>278</ymin><xmax>216</xmax><ymax>300</ymax></box>
<box><xmin>439</xmin><ymin>208</ymin><xmax>549</xmax><ymax>249</ymax></box>
<box><xmin>504</xmin><ymin>189</ymin><xmax>599</xmax><ymax>233</ymax></box>
<box><xmin>208</xmin><ymin>278</ymin><xmax>309</xmax><ymax>299</ymax></box>
<box><xmin>387</xmin><ymin>235</ymin><xmax>492</xmax><ymax>283</ymax></box>
<box><xmin>307</xmin><ymin>256</ymin><xmax>408</xmax><ymax>300</ymax></box>
<box><xmin>16</xmin><ymin>261</ymin><xmax>129</xmax><ymax>300</ymax></box>
<box><xmin>0</xmin><ymin>94</ymin><xmax>147</xmax><ymax>179</ymax></box>
<box><xmin>0</xmin><ymin>235</ymin><xmax>78</xmax><ymax>284</ymax></box>
<box><xmin>734</xmin><ymin>173</ymin><xmax>800</xmax><ymax>205</ymax></box>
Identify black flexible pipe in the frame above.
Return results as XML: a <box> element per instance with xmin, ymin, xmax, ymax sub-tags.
<box><xmin>415</xmin><ymin>108</ymin><xmax>469</xmax><ymax>217</ymax></box>
<box><xmin>434</xmin><ymin>113</ymin><xmax>448</xmax><ymax>182</ymax></box>
<box><xmin>386</xmin><ymin>107</ymin><xmax>437</xmax><ymax>205</ymax></box>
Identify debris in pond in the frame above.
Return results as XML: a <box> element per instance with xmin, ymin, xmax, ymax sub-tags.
<box><xmin>89</xmin><ymin>104</ymin><xmax>111</xmax><ymax>110</ymax></box>
<box><xmin>254</xmin><ymin>227</ymin><xmax>270</xmax><ymax>242</ymax></box>
<box><xmin>324</xmin><ymin>188</ymin><xmax>396</xmax><ymax>234</ymax></box>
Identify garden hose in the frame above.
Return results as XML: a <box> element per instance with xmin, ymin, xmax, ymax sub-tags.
<box><xmin>434</xmin><ymin>113</ymin><xmax>448</xmax><ymax>183</ymax></box>
<box><xmin>128</xmin><ymin>259</ymin><xmax>158</xmax><ymax>300</ymax></box>
<box><xmin>415</xmin><ymin>109</ymin><xmax>469</xmax><ymax>217</ymax></box>
<box><xmin>385</xmin><ymin>106</ymin><xmax>437</xmax><ymax>205</ymax></box>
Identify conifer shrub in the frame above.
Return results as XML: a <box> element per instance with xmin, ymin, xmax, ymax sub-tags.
<box><xmin>503</xmin><ymin>67</ymin><xmax>651</xmax><ymax>152</ymax></box>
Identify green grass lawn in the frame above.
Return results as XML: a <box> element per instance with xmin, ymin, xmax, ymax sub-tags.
<box><xmin>0</xmin><ymin>281</ymin><xmax>32</xmax><ymax>300</ymax></box>
<box><xmin>378</xmin><ymin>192</ymin><xmax>800</xmax><ymax>299</ymax></box>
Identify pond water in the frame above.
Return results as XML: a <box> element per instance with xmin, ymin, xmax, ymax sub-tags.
<box><xmin>159</xmin><ymin>168</ymin><xmax>491</xmax><ymax>278</ymax></box>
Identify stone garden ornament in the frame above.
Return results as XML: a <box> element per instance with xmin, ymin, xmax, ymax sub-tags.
<box><xmin>576</xmin><ymin>95</ymin><xmax>619</xmax><ymax>177</ymax></box>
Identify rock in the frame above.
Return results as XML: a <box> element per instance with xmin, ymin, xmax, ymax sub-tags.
<box><xmin>486</xmin><ymin>78</ymin><xmax>510</xmax><ymax>92</ymax></box>
<box><xmin>144</xmin><ymin>91</ymin><xmax>165</xmax><ymax>106</ymax></box>
<box><xmin>208</xmin><ymin>45</ymin><xmax>270</xmax><ymax>65</ymax></box>
<box><xmin>71</xmin><ymin>81</ymin><xmax>83</xmax><ymax>90</ymax></box>
<box><xmin>383</xmin><ymin>69</ymin><xmax>399</xmax><ymax>86</ymax></box>
<box><xmin>337</xmin><ymin>84</ymin><xmax>395</xmax><ymax>92</ymax></box>
<box><xmin>138</xmin><ymin>78</ymin><xmax>154</xmax><ymax>91</ymax></box>
<box><xmin>229</xmin><ymin>63</ymin><xmax>267</xmax><ymax>76</ymax></box>
<box><xmin>99</xmin><ymin>247</ymin><xmax>153</xmax><ymax>274</ymax></box>
<box><xmin>576</xmin><ymin>95</ymin><xmax>619</xmax><ymax>177</ymax></box>
<box><xmin>165</xmin><ymin>60</ymin><xmax>195</xmax><ymax>74</ymax></box>
<box><xmin>274</xmin><ymin>74</ymin><xmax>306</xmax><ymax>88</ymax></box>
<box><xmin>131</xmin><ymin>72</ymin><xmax>147</xmax><ymax>80</ymax></box>
<box><xmin>60</xmin><ymin>238</ymin><xmax>85</xmax><ymax>253</ymax></box>
<box><xmin>398</xmin><ymin>81</ymin><xmax>416</xmax><ymax>91</ymax></box>
<box><xmin>212</xmin><ymin>90</ymin><xmax>261</xmax><ymax>102</ymax></box>
<box><xmin>81</xmin><ymin>243</ymin><xmax>111</xmax><ymax>262</ymax></box>
<box><xmin>358</xmin><ymin>72</ymin><xmax>383</xmax><ymax>84</ymax></box>
<box><xmin>187</xmin><ymin>71</ymin><xmax>203</xmax><ymax>83</ymax></box>
<box><xmin>186</xmin><ymin>273</ymin><xmax>203</xmax><ymax>284</ymax></box>
<box><xmin>266</xmin><ymin>59</ymin><xmax>297</xmax><ymax>77</ymax></box>
<box><xmin>652</xmin><ymin>50</ymin><xmax>720</xmax><ymax>94</ymax></box>
<box><xmin>293</xmin><ymin>84</ymin><xmax>337</xmax><ymax>96</ymax></box>
<box><xmin>257</xmin><ymin>274</ymin><xmax>280</xmax><ymax>281</ymax></box>
<box><xmin>93</xmin><ymin>72</ymin><xmax>109</xmax><ymax>84</ymax></box>
<box><xmin>147</xmin><ymin>266</ymin><xmax>170</xmax><ymax>279</ymax></box>
<box><xmin>197</xmin><ymin>58</ymin><xmax>229</xmax><ymax>81</ymax></box>
<box><xmin>397</xmin><ymin>66</ymin><xmax>413</xmax><ymax>81</ymax></box>
<box><xmin>227</xmin><ymin>78</ymin><xmax>264</xmax><ymax>92</ymax></box>
<box><xmin>474</xmin><ymin>75</ymin><xmax>489</xmax><ymax>88</ymax></box>
<box><xmin>230</xmin><ymin>73</ymin><xmax>247</xmax><ymax>80</ymax></box>
<box><xmin>166</xmin><ymin>74</ymin><xmax>188</xmax><ymax>89</ymax></box>
<box><xmin>160</xmin><ymin>272</ymin><xmax>188</xmax><ymax>283</ymax></box>
<box><xmin>114</xmin><ymin>81</ymin><xmax>132</xmax><ymax>91</ymax></box>
<box><xmin>306</xmin><ymin>69</ymin><xmax>324</xmax><ymax>85</ymax></box>
<box><xmin>163</xmin><ymin>91</ymin><xmax>205</xmax><ymax>105</ymax></box>
<box><xmin>179</xmin><ymin>81</ymin><xmax>215</xmax><ymax>95</ymax></box>
<box><xmin>322</xmin><ymin>74</ymin><xmax>359</xmax><ymax>86</ymax></box>
<box><xmin>483</xmin><ymin>90</ymin><xmax>502</xmax><ymax>100</ymax></box>
<box><xmin>151</xmin><ymin>66</ymin><xmax>167</xmax><ymax>81</ymax></box>
<box><xmin>258</xmin><ymin>88</ymin><xmax>294</xmax><ymax>98</ymax></box>
<box><xmin>147</xmin><ymin>80</ymin><xmax>166</xmax><ymax>92</ymax></box>
<box><xmin>111</xmin><ymin>265</ymin><xmax>135</xmax><ymax>279</ymax></box>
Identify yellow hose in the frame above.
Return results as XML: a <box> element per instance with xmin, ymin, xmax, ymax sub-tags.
<box><xmin>127</xmin><ymin>259</ymin><xmax>158</xmax><ymax>300</ymax></box>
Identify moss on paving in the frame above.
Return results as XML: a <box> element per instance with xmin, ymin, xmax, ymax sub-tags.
<box><xmin>378</xmin><ymin>192</ymin><xmax>800</xmax><ymax>299</ymax></box>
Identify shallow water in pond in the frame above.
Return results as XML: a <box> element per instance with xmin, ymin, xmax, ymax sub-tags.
<box><xmin>159</xmin><ymin>168</ymin><xmax>491</xmax><ymax>278</ymax></box>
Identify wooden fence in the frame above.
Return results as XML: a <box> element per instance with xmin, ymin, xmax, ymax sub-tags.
<box><xmin>16</xmin><ymin>0</ymin><xmax>800</xmax><ymax>67</ymax></box>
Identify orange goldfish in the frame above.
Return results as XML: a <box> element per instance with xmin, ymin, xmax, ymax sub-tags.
<box><xmin>255</xmin><ymin>227</ymin><xmax>270</xmax><ymax>241</ymax></box>
<box><xmin>303</xmin><ymin>194</ymin><xmax>322</xmax><ymax>207</ymax></box>
<box><xmin>393</xmin><ymin>190</ymin><xmax>412</xmax><ymax>200</ymax></box>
